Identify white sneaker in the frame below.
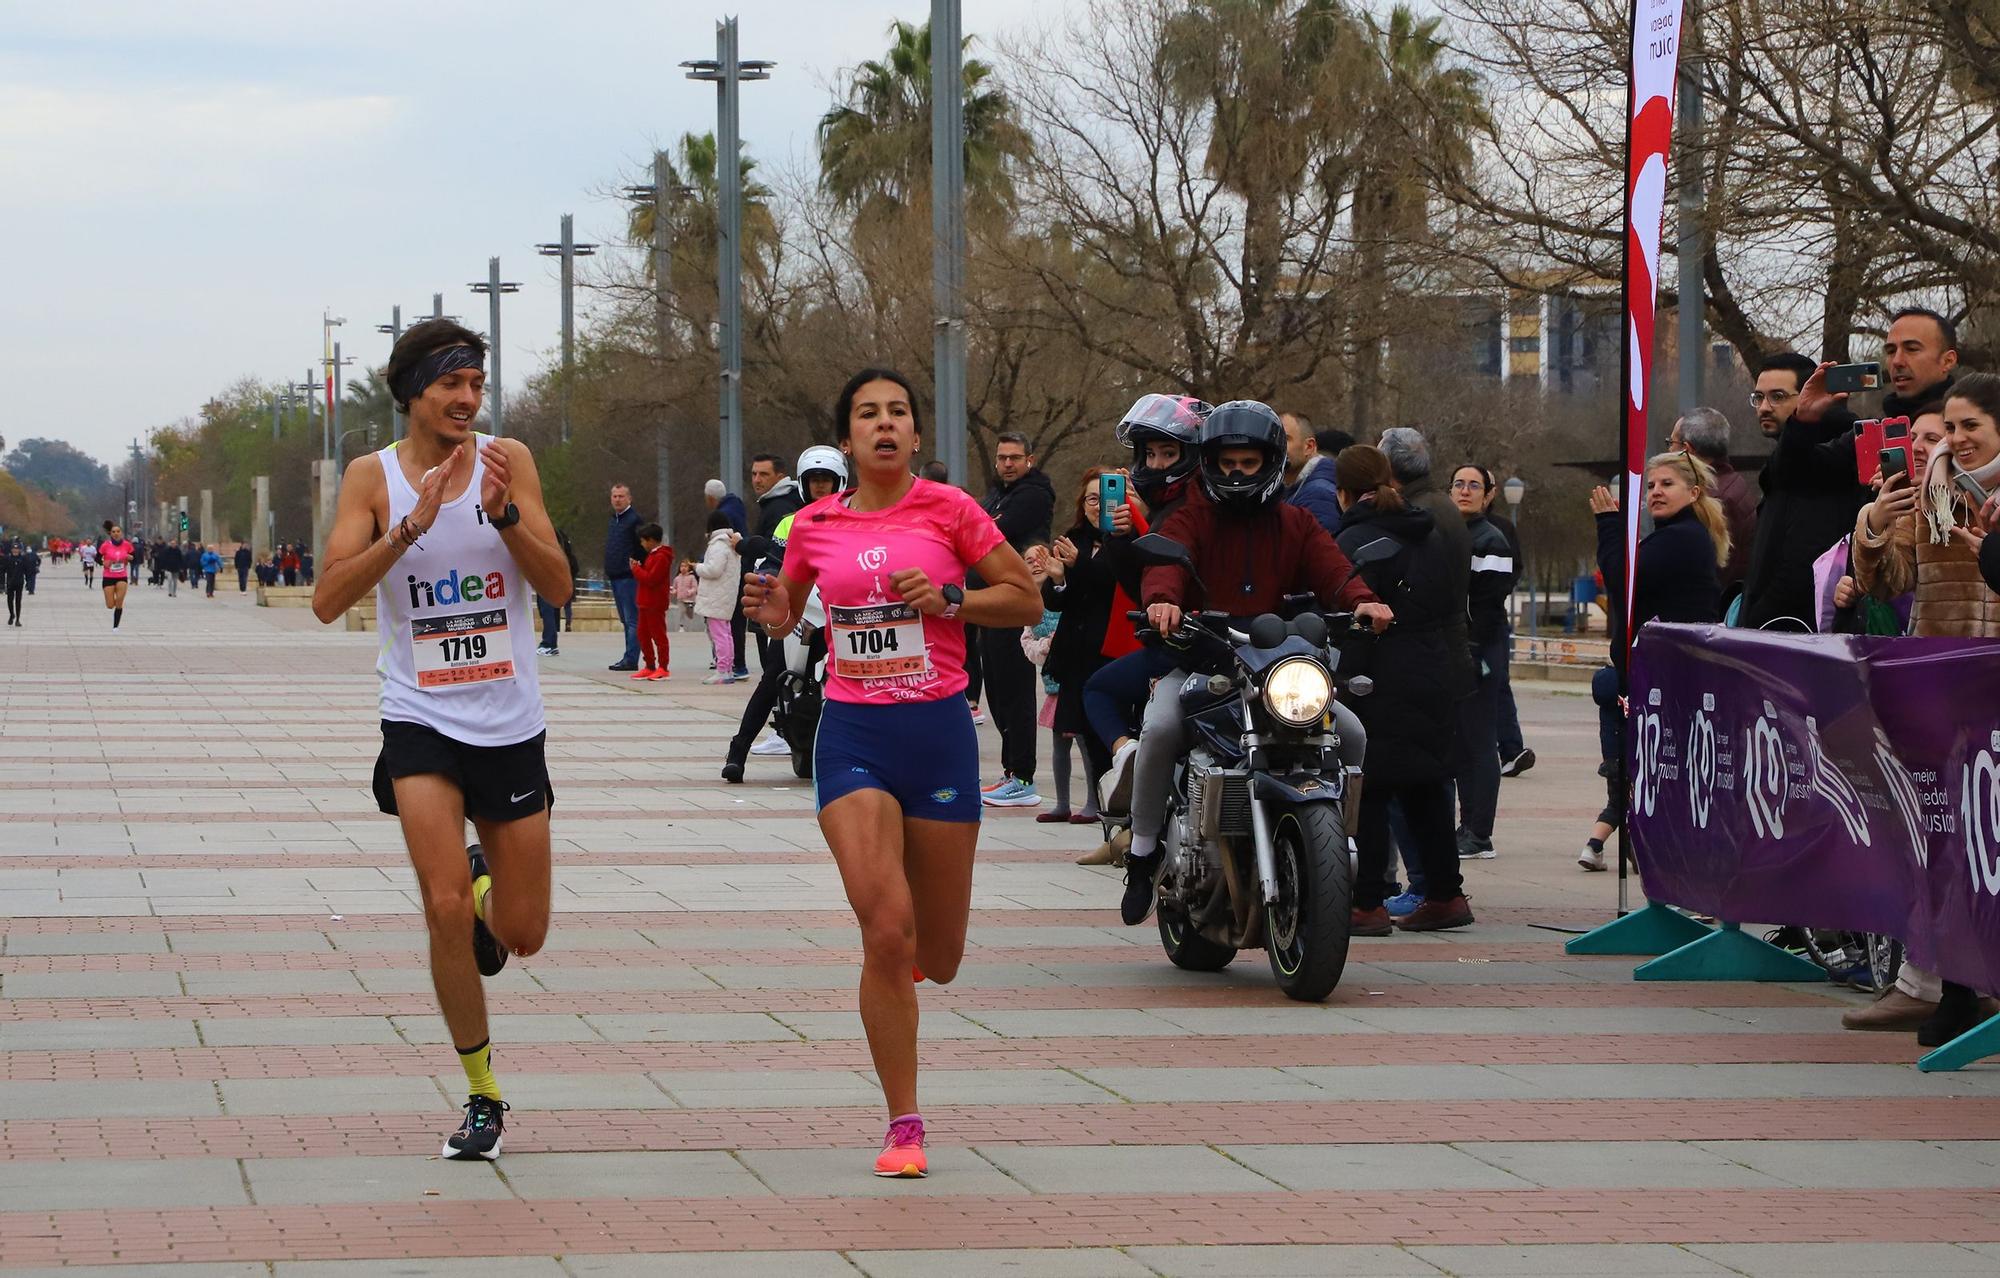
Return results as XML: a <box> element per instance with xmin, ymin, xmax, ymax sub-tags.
<box><xmin>1577</xmin><ymin>845</ymin><xmax>1608</xmax><ymax>872</ymax></box>
<box><xmin>749</xmin><ymin>733</ymin><xmax>789</xmax><ymax>756</ymax></box>
<box><xmin>1099</xmin><ymin>739</ymin><xmax>1140</xmax><ymax>814</ymax></box>
<box><xmin>969</xmin><ymin>703</ymin><xmax>986</xmax><ymax>725</ymax></box>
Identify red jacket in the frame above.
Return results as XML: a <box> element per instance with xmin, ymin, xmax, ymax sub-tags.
<box><xmin>632</xmin><ymin>545</ymin><xmax>676</xmax><ymax>609</ymax></box>
<box><xmin>1142</xmin><ymin>488</ymin><xmax>1376</xmax><ymax>617</ymax></box>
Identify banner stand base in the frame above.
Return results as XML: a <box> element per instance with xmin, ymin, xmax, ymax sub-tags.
<box><xmin>1917</xmin><ymin>1012</ymin><xmax>2000</xmax><ymax>1073</ymax></box>
<box><xmin>1564</xmin><ymin>900</ymin><xmax>1711</xmax><ymax>956</ymax></box>
<box><xmin>1634</xmin><ymin>921</ymin><xmax>1827</xmax><ymax>982</ymax></box>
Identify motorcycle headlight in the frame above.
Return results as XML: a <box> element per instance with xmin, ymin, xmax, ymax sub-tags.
<box><xmin>1262</xmin><ymin>657</ymin><xmax>1332</xmax><ymax>727</ymax></box>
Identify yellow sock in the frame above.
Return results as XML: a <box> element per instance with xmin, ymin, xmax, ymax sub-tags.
<box><xmin>457</xmin><ymin>1039</ymin><xmax>500</xmax><ymax>1101</ymax></box>
<box><xmin>472</xmin><ymin>874</ymin><xmax>493</xmax><ymax>922</ymax></box>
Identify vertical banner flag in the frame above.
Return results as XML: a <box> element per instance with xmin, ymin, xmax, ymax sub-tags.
<box><xmin>1619</xmin><ymin>0</ymin><xmax>1687</xmax><ymax>645</ymax></box>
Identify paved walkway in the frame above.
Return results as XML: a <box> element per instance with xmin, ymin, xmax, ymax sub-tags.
<box><xmin>2</xmin><ymin>570</ymin><xmax>1997</xmax><ymax>1275</ymax></box>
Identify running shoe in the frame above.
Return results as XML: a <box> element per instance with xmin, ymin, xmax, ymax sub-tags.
<box><xmin>1577</xmin><ymin>845</ymin><xmax>1608</xmax><ymax>872</ymax></box>
<box><xmin>701</xmin><ymin>672</ymin><xmax>737</xmax><ymax>685</ymax></box>
<box><xmin>631</xmin><ymin>668</ymin><xmax>655</xmax><ymax>680</ymax></box>
<box><xmin>1500</xmin><ymin>748</ymin><xmax>1537</xmax><ymax>778</ymax></box>
<box><xmin>1456</xmin><ymin>829</ymin><xmax>1496</xmax><ymax>860</ymax></box>
<box><xmin>1120</xmin><ymin>852</ymin><xmax>1163</xmax><ymax>925</ymax></box>
<box><xmin>873</xmin><ymin>1113</ymin><xmax>928</xmax><ymax>1178</ymax></box>
<box><xmin>1099</xmin><ymin>739</ymin><xmax>1140</xmax><ymax>814</ymax></box>
<box><xmin>647</xmin><ymin>669</ymin><xmax>670</xmax><ymax>680</ymax></box>
<box><xmin>983</xmin><ymin>779</ymin><xmax>1043</xmax><ymax>808</ymax></box>
<box><xmin>443</xmin><ymin>1094</ymin><xmax>509</xmax><ymax>1161</ymax></box>
<box><xmin>750</xmin><ymin>732</ymin><xmax>789</xmax><ymax>756</ymax></box>
<box><xmin>535</xmin><ymin>645</ymin><xmax>556</xmax><ymax>656</ymax></box>
<box><xmin>466</xmin><ymin>844</ymin><xmax>506</xmax><ymax>978</ymax></box>
<box><xmin>980</xmin><ymin>775</ymin><xmax>1012</xmax><ymax>793</ymax></box>
<box><xmin>969</xmin><ymin>703</ymin><xmax>986</xmax><ymax>725</ymax></box>
<box><xmin>1385</xmin><ymin>890</ymin><xmax>1424</xmax><ymax>918</ymax></box>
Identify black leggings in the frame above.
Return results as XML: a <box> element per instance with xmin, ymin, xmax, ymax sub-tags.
<box><xmin>4</xmin><ymin>580</ymin><xmax>21</xmax><ymax>621</ymax></box>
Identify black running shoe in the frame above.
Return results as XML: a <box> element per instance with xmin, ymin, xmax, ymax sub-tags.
<box><xmin>1500</xmin><ymin>748</ymin><xmax>1537</xmax><ymax>778</ymax></box>
<box><xmin>1120</xmin><ymin>853</ymin><xmax>1163</xmax><ymax>926</ymax></box>
<box><xmin>466</xmin><ymin>843</ymin><xmax>506</xmax><ymax>978</ymax></box>
<box><xmin>443</xmin><ymin>1094</ymin><xmax>508</xmax><ymax>1160</ymax></box>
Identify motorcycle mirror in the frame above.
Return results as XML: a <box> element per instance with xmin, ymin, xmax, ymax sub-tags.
<box><xmin>1347</xmin><ymin>675</ymin><xmax>1374</xmax><ymax>697</ymax></box>
<box><xmin>1131</xmin><ymin>533</ymin><xmax>1193</xmax><ymax>568</ymax></box>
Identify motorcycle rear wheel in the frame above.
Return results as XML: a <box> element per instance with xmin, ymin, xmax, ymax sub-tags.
<box><xmin>1265</xmin><ymin>802</ymin><xmax>1352</xmax><ymax>1002</ymax></box>
<box><xmin>1158</xmin><ymin>904</ymin><xmax>1237</xmax><ymax>972</ymax></box>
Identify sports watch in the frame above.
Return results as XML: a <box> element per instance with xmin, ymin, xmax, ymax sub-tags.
<box><xmin>940</xmin><ymin>583</ymin><xmax>965</xmax><ymax>619</ymax></box>
<box><xmin>488</xmin><ymin>502</ymin><xmax>521</xmax><ymax>532</ymax></box>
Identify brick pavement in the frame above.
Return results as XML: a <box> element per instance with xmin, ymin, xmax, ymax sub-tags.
<box><xmin>3</xmin><ymin>575</ymin><xmax>1998</xmax><ymax>1275</ymax></box>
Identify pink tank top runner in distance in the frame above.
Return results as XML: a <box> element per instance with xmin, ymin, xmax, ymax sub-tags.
<box><xmin>780</xmin><ymin>478</ymin><xmax>1005</xmax><ymax>706</ymax></box>
<box><xmin>98</xmin><ymin>540</ymin><xmax>132</xmax><ymax>580</ymax></box>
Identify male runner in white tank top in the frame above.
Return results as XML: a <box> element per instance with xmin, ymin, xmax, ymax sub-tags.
<box><xmin>312</xmin><ymin>320</ymin><xmax>572</xmax><ymax>1161</ymax></box>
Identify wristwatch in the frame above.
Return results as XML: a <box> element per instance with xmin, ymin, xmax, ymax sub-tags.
<box><xmin>940</xmin><ymin>583</ymin><xmax>964</xmax><ymax>619</ymax></box>
<box><xmin>488</xmin><ymin>502</ymin><xmax>521</xmax><ymax>532</ymax></box>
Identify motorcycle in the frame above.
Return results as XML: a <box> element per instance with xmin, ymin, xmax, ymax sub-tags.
<box><xmin>1122</xmin><ymin>533</ymin><xmax>1374</xmax><ymax>1003</ymax></box>
<box><xmin>738</xmin><ymin>536</ymin><xmax>828</xmax><ymax>780</ymax></box>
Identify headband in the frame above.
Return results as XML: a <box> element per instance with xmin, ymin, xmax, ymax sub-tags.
<box><xmin>392</xmin><ymin>345</ymin><xmax>484</xmax><ymax>410</ymax></box>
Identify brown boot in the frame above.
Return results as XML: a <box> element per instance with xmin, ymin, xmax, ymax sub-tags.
<box><xmin>1841</xmin><ymin>987</ymin><xmax>1939</xmax><ymax>1031</ymax></box>
<box><xmin>1077</xmin><ymin>827</ymin><xmax>1129</xmax><ymax>866</ymax></box>
<box><xmin>1393</xmin><ymin>895</ymin><xmax>1475</xmax><ymax>932</ymax></box>
<box><xmin>1350</xmin><ymin>906</ymin><xmax>1392</xmax><ymax>937</ymax></box>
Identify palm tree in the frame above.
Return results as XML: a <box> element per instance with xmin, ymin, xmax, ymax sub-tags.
<box><xmin>1158</xmin><ymin>0</ymin><xmax>1374</xmax><ymax>360</ymax></box>
<box><xmin>817</xmin><ymin>18</ymin><xmax>1030</xmax><ymax>222</ymax></box>
<box><xmin>625</xmin><ymin>131</ymin><xmax>779</xmax><ymax>344</ymax></box>
<box><xmin>1349</xmin><ymin>3</ymin><xmax>1491</xmax><ymax>430</ymax></box>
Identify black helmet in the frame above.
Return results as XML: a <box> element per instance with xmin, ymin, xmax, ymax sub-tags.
<box><xmin>1116</xmin><ymin>393</ymin><xmax>1210</xmax><ymax>497</ymax></box>
<box><xmin>1198</xmin><ymin>400</ymin><xmax>1286</xmax><ymax>511</ymax></box>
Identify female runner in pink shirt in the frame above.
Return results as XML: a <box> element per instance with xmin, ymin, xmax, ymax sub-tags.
<box><xmin>97</xmin><ymin>522</ymin><xmax>134</xmax><ymax>629</ymax></box>
<box><xmin>744</xmin><ymin>368</ymin><xmax>1041</xmax><ymax>1178</ymax></box>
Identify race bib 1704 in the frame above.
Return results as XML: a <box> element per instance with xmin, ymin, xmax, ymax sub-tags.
<box><xmin>410</xmin><ymin>607</ymin><xmax>516</xmax><ymax>689</ymax></box>
<box><xmin>828</xmin><ymin>601</ymin><xmax>930</xmax><ymax>681</ymax></box>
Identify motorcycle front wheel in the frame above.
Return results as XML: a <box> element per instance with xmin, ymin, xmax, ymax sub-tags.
<box><xmin>1265</xmin><ymin>801</ymin><xmax>1353</xmax><ymax>1002</ymax></box>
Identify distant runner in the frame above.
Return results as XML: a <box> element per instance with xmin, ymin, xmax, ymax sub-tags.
<box><xmin>97</xmin><ymin>523</ymin><xmax>132</xmax><ymax>629</ymax></box>
<box><xmin>312</xmin><ymin>320</ymin><xmax>571</xmax><ymax>1161</ymax></box>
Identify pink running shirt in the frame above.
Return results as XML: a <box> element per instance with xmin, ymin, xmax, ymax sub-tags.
<box><xmin>98</xmin><ymin>539</ymin><xmax>133</xmax><ymax>581</ymax></box>
<box><xmin>780</xmin><ymin>478</ymin><xmax>1005</xmax><ymax>706</ymax></box>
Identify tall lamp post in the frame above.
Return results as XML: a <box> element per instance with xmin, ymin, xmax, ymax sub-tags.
<box><xmin>683</xmin><ymin>18</ymin><xmax>773</xmax><ymax>494</ymax></box>
<box><xmin>931</xmin><ymin>0</ymin><xmax>968</xmax><ymax>485</ymax></box>
<box><xmin>377</xmin><ymin>307</ymin><xmax>405</xmax><ymax>436</ymax></box>
<box><xmin>1502</xmin><ymin>476</ymin><xmax>1532</xmax><ymax>645</ymax></box>
<box><xmin>625</xmin><ymin>159</ymin><xmax>696</xmax><ymax>545</ymax></box>
<box><xmin>468</xmin><ymin>258</ymin><xmax>521</xmax><ymax>437</ymax></box>
<box><xmin>324</xmin><ymin>344</ymin><xmax>356</xmax><ymax>461</ymax></box>
<box><xmin>537</xmin><ymin>214</ymin><xmax>599</xmax><ymax>445</ymax></box>
<box><xmin>320</xmin><ymin>311</ymin><xmax>346</xmax><ymax>455</ymax></box>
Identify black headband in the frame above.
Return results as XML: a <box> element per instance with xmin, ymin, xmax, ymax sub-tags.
<box><xmin>393</xmin><ymin>345</ymin><xmax>484</xmax><ymax>411</ymax></box>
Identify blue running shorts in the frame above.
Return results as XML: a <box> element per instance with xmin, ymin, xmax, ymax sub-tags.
<box><xmin>814</xmin><ymin>696</ymin><xmax>982</xmax><ymax>823</ymax></box>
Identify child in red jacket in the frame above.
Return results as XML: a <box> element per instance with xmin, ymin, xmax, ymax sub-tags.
<box><xmin>628</xmin><ymin>523</ymin><xmax>675</xmax><ymax>680</ymax></box>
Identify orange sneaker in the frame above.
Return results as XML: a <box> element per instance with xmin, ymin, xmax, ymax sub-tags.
<box><xmin>872</xmin><ymin>1113</ymin><xmax>927</xmax><ymax>1178</ymax></box>
<box><xmin>648</xmin><ymin>669</ymin><xmax>670</xmax><ymax>680</ymax></box>
<box><xmin>630</xmin><ymin>668</ymin><xmax>653</xmax><ymax>680</ymax></box>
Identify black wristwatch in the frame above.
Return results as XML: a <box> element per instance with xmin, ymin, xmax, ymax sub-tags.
<box><xmin>940</xmin><ymin>583</ymin><xmax>965</xmax><ymax>619</ymax></box>
<box><xmin>488</xmin><ymin>502</ymin><xmax>521</xmax><ymax>532</ymax></box>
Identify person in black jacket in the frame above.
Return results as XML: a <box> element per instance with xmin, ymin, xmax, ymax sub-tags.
<box><xmin>1449</xmin><ymin>465</ymin><xmax>1517</xmax><ymax>859</ymax></box>
<box><xmin>234</xmin><ymin>542</ymin><xmax>252</xmax><ymax>592</ymax></box>
<box><xmin>1</xmin><ymin>541</ymin><xmax>25</xmax><ymax>626</ymax></box>
<box><xmin>1037</xmin><ymin>470</ymin><xmax>1125</xmax><ymax>830</ymax></box>
<box><xmin>1740</xmin><ymin>318</ymin><xmax>1957</xmax><ymax>629</ymax></box>
<box><xmin>604</xmin><ymin>484</ymin><xmax>644</xmax><ymax>671</ymax></box>
<box><xmin>1581</xmin><ymin>451</ymin><xmax>1728</xmax><ymax>871</ymax></box>
<box><xmin>1335</xmin><ymin>447</ymin><xmax>1474</xmax><ymax>934</ymax></box>
<box><xmin>977</xmin><ymin>432</ymin><xmax>1058</xmax><ymax>807</ymax></box>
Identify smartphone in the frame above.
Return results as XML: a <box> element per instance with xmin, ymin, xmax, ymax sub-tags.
<box><xmin>1956</xmin><ymin>471</ymin><xmax>1990</xmax><ymax>506</ymax></box>
<box><xmin>1854</xmin><ymin>418</ymin><xmax>1885</xmax><ymax>484</ymax></box>
<box><xmin>1826</xmin><ymin>362</ymin><xmax>1882</xmax><ymax>395</ymax></box>
<box><xmin>1098</xmin><ymin>472</ymin><xmax>1127</xmax><ymax>534</ymax></box>
<box><xmin>1879</xmin><ymin>446</ymin><xmax>1908</xmax><ymax>484</ymax></box>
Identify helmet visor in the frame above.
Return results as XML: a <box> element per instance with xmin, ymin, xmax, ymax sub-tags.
<box><xmin>1115</xmin><ymin>393</ymin><xmax>1210</xmax><ymax>444</ymax></box>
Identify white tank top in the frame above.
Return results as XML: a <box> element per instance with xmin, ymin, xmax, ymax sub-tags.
<box><xmin>374</xmin><ymin>437</ymin><xmax>544</xmax><ymax>747</ymax></box>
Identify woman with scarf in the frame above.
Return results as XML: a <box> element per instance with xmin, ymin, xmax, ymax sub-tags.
<box><xmin>1851</xmin><ymin>371</ymin><xmax>2000</xmax><ymax>1045</ymax></box>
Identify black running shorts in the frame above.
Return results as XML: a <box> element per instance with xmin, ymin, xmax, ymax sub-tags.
<box><xmin>374</xmin><ymin>719</ymin><xmax>554</xmax><ymax>824</ymax></box>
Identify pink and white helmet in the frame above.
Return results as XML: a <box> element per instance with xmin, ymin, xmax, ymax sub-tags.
<box><xmin>1116</xmin><ymin>393</ymin><xmax>1211</xmax><ymax>496</ymax></box>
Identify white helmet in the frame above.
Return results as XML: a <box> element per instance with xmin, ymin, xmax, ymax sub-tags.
<box><xmin>796</xmin><ymin>444</ymin><xmax>848</xmax><ymax>489</ymax></box>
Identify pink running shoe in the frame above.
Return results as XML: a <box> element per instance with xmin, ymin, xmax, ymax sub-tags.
<box><xmin>872</xmin><ymin>1113</ymin><xmax>928</xmax><ymax>1178</ymax></box>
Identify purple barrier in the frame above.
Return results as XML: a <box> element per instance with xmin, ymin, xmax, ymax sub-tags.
<box><xmin>1629</xmin><ymin>624</ymin><xmax>2000</xmax><ymax>993</ymax></box>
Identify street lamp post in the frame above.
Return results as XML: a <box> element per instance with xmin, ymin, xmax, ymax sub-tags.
<box><xmin>321</xmin><ymin>311</ymin><xmax>346</xmax><ymax>455</ymax></box>
<box><xmin>684</xmin><ymin>18</ymin><xmax>773</xmax><ymax>494</ymax></box>
<box><xmin>537</xmin><ymin>214</ymin><xmax>600</xmax><ymax>445</ymax></box>
<box><xmin>324</xmin><ymin>343</ymin><xmax>356</xmax><ymax>462</ymax></box>
<box><xmin>931</xmin><ymin>0</ymin><xmax>968</xmax><ymax>485</ymax></box>
<box><xmin>1502</xmin><ymin>476</ymin><xmax>1532</xmax><ymax>644</ymax></box>
<box><xmin>377</xmin><ymin>306</ymin><xmax>405</xmax><ymax>434</ymax></box>
<box><xmin>468</xmin><ymin>258</ymin><xmax>522</xmax><ymax>437</ymax></box>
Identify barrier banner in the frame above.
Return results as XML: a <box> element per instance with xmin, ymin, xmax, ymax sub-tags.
<box><xmin>1630</xmin><ymin>624</ymin><xmax>2000</xmax><ymax>992</ymax></box>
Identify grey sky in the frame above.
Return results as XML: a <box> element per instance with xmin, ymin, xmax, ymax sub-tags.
<box><xmin>0</xmin><ymin>0</ymin><xmax>1067</xmax><ymax>470</ymax></box>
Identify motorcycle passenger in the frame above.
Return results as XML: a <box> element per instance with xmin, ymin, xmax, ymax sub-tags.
<box><xmin>1081</xmin><ymin>393</ymin><xmax>1210</xmax><ymax>816</ymax></box>
<box><xmin>1334</xmin><ymin>445</ymin><xmax>1475</xmax><ymax>933</ymax></box>
<box><xmin>721</xmin><ymin>445</ymin><xmax>848</xmax><ymax>782</ymax></box>
<box><xmin>1122</xmin><ymin>401</ymin><xmax>1392</xmax><ymax>926</ymax></box>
